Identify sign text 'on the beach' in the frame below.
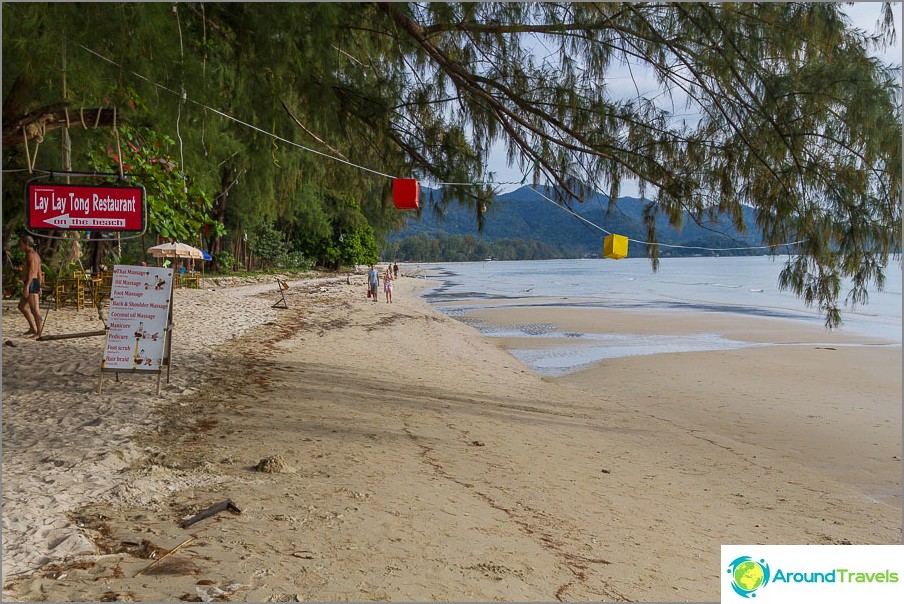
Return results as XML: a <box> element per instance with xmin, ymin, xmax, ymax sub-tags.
<box><xmin>102</xmin><ymin>265</ymin><xmax>173</xmax><ymax>371</ymax></box>
<box><xmin>27</xmin><ymin>183</ymin><xmax>144</xmax><ymax>231</ymax></box>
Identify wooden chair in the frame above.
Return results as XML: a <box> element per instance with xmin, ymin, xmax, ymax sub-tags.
<box><xmin>92</xmin><ymin>272</ymin><xmax>113</xmax><ymax>308</ymax></box>
<box><xmin>54</xmin><ymin>277</ymin><xmax>85</xmax><ymax>311</ymax></box>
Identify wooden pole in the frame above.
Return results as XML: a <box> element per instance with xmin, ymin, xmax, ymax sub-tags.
<box><xmin>164</xmin><ymin>275</ymin><xmax>175</xmax><ymax>384</ymax></box>
<box><xmin>38</xmin><ymin>330</ymin><xmax>107</xmax><ymax>342</ymax></box>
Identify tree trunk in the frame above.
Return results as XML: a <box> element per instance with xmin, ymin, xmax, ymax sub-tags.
<box><xmin>3</xmin><ymin>103</ymin><xmax>118</xmax><ymax>149</ymax></box>
<box><xmin>208</xmin><ymin>166</ymin><xmax>233</xmax><ymax>271</ymax></box>
<box><xmin>89</xmin><ymin>236</ymin><xmax>110</xmax><ymax>274</ymax></box>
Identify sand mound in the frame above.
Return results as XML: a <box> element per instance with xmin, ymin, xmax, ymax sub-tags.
<box><xmin>253</xmin><ymin>454</ymin><xmax>294</xmax><ymax>473</ymax></box>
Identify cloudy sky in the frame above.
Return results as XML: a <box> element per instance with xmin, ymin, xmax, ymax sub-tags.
<box><xmin>484</xmin><ymin>2</ymin><xmax>903</xmax><ymax>196</ymax></box>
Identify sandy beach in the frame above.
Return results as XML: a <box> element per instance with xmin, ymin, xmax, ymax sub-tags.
<box><xmin>2</xmin><ymin>271</ymin><xmax>901</xmax><ymax>602</ymax></box>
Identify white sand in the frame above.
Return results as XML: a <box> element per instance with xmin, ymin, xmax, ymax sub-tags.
<box><xmin>2</xmin><ymin>276</ymin><xmax>294</xmax><ymax>576</ymax></box>
<box><xmin>1</xmin><ymin>272</ymin><xmax>900</xmax><ymax>602</ymax></box>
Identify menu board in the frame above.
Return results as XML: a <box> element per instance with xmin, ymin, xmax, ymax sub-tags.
<box><xmin>102</xmin><ymin>265</ymin><xmax>173</xmax><ymax>371</ymax></box>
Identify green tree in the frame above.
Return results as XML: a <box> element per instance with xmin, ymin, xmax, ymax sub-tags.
<box><xmin>372</xmin><ymin>2</ymin><xmax>901</xmax><ymax>326</ymax></box>
<box><xmin>289</xmin><ymin>190</ymin><xmax>378</xmax><ymax>268</ymax></box>
<box><xmin>3</xmin><ymin>3</ymin><xmax>899</xmax><ymax>326</ymax></box>
<box><xmin>86</xmin><ymin>124</ymin><xmax>225</xmax><ymax>244</ymax></box>
<box><xmin>247</xmin><ymin>221</ymin><xmax>288</xmax><ymax>269</ymax></box>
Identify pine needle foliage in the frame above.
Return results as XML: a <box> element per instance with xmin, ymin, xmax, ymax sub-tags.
<box><xmin>3</xmin><ymin>2</ymin><xmax>900</xmax><ymax>326</ymax></box>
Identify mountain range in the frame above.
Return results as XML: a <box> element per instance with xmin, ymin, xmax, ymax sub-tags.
<box><xmin>389</xmin><ymin>185</ymin><xmax>772</xmax><ymax>258</ymax></box>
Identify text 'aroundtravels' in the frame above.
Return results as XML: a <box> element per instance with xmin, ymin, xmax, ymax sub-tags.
<box><xmin>772</xmin><ymin>568</ymin><xmax>899</xmax><ymax>584</ymax></box>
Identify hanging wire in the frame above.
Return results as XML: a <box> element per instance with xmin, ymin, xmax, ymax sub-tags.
<box><xmin>79</xmin><ymin>45</ymin><xmax>398</xmax><ymax>180</ymax></box>
<box><xmin>22</xmin><ymin>126</ymin><xmax>33</xmax><ymax>173</ymax></box>
<box><xmin>79</xmin><ymin>45</ymin><xmax>804</xmax><ymax>253</ymax></box>
<box><xmin>113</xmin><ymin>107</ymin><xmax>125</xmax><ymax>178</ymax></box>
<box><xmin>2</xmin><ymin>168</ymin><xmax>51</xmax><ymax>174</ymax></box>
<box><xmin>526</xmin><ymin>185</ymin><xmax>804</xmax><ymax>252</ymax></box>
<box><xmin>436</xmin><ymin>180</ymin><xmax>526</xmax><ymax>186</ymax></box>
<box><xmin>173</xmin><ymin>4</ymin><xmax>188</xmax><ymax>192</ymax></box>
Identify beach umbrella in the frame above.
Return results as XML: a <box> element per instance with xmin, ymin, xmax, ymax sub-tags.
<box><xmin>147</xmin><ymin>242</ymin><xmax>204</xmax><ymax>260</ymax></box>
<box><xmin>198</xmin><ymin>250</ymin><xmax>212</xmax><ymax>276</ymax></box>
<box><xmin>147</xmin><ymin>242</ymin><xmax>205</xmax><ymax>278</ymax></box>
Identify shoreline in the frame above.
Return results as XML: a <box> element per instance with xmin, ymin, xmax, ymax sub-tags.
<box><xmin>2</xmin><ymin>272</ymin><xmax>901</xmax><ymax>602</ymax></box>
<box><xmin>431</xmin><ymin>297</ymin><xmax>902</xmax><ymax>344</ymax></box>
<box><xmin>415</xmin><ymin>256</ymin><xmax>903</xmax><ymax>346</ymax></box>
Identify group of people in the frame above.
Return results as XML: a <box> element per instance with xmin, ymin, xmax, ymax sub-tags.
<box><xmin>14</xmin><ymin>234</ymin><xmax>406</xmax><ymax>338</ymax></box>
<box><xmin>367</xmin><ymin>262</ymin><xmax>400</xmax><ymax>303</ymax></box>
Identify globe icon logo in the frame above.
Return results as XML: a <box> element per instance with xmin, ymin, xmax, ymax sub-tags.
<box><xmin>727</xmin><ymin>556</ymin><xmax>770</xmax><ymax>598</ymax></box>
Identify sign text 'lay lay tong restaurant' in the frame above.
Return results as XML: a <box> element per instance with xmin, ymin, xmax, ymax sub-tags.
<box><xmin>27</xmin><ymin>182</ymin><xmax>145</xmax><ymax>232</ymax></box>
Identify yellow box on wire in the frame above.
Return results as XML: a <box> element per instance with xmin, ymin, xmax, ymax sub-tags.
<box><xmin>603</xmin><ymin>234</ymin><xmax>628</xmax><ymax>259</ymax></box>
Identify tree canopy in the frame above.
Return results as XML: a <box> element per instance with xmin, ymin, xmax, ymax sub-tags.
<box><xmin>3</xmin><ymin>2</ymin><xmax>900</xmax><ymax>326</ymax></box>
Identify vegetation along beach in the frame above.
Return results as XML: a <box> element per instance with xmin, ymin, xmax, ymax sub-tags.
<box><xmin>2</xmin><ymin>2</ymin><xmax>901</xmax><ymax>602</ymax></box>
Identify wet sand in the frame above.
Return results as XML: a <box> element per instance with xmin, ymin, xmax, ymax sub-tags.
<box><xmin>464</xmin><ymin>303</ymin><xmax>902</xmax><ymax>507</ymax></box>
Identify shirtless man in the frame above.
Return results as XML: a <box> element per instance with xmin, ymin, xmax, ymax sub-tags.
<box><xmin>17</xmin><ymin>235</ymin><xmax>43</xmax><ymax>337</ymax></box>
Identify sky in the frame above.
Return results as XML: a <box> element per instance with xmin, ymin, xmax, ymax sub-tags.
<box><xmin>483</xmin><ymin>2</ymin><xmax>904</xmax><ymax>197</ymax></box>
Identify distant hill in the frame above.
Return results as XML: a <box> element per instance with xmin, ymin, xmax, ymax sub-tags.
<box><xmin>387</xmin><ymin>185</ymin><xmax>770</xmax><ymax>259</ymax></box>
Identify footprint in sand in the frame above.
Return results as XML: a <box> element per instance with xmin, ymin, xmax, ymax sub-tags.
<box><xmin>51</xmin><ymin>362</ymin><xmax>81</xmax><ymax>375</ymax></box>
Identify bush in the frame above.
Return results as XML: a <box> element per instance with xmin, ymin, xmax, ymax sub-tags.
<box><xmin>283</xmin><ymin>251</ymin><xmax>314</xmax><ymax>271</ymax></box>
<box><xmin>212</xmin><ymin>251</ymin><xmax>236</xmax><ymax>273</ymax></box>
<box><xmin>248</xmin><ymin>222</ymin><xmax>287</xmax><ymax>268</ymax></box>
<box><xmin>3</xmin><ymin>260</ymin><xmax>22</xmax><ymax>297</ymax></box>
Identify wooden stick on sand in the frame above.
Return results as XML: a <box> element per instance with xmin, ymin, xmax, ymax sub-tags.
<box><xmin>133</xmin><ymin>536</ymin><xmax>194</xmax><ymax>577</ymax></box>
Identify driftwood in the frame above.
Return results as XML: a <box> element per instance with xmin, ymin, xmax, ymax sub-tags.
<box><xmin>133</xmin><ymin>536</ymin><xmax>194</xmax><ymax>577</ymax></box>
<box><xmin>181</xmin><ymin>499</ymin><xmax>242</xmax><ymax>529</ymax></box>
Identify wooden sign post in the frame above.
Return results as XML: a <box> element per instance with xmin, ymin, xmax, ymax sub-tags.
<box><xmin>98</xmin><ymin>265</ymin><xmax>174</xmax><ymax>395</ymax></box>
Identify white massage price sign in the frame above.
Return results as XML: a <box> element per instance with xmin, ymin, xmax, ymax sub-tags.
<box><xmin>102</xmin><ymin>265</ymin><xmax>173</xmax><ymax>371</ymax></box>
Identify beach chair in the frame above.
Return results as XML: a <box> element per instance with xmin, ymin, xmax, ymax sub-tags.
<box><xmin>272</xmin><ymin>278</ymin><xmax>290</xmax><ymax>309</ymax></box>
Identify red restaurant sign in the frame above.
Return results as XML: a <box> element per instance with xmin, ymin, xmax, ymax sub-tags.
<box><xmin>27</xmin><ymin>183</ymin><xmax>145</xmax><ymax>231</ymax></box>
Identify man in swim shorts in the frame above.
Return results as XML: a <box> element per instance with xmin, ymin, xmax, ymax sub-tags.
<box><xmin>17</xmin><ymin>235</ymin><xmax>43</xmax><ymax>337</ymax></box>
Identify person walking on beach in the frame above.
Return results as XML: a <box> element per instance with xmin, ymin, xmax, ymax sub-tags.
<box><xmin>384</xmin><ymin>264</ymin><xmax>394</xmax><ymax>303</ymax></box>
<box><xmin>393</xmin><ymin>262</ymin><xmax>399</xmax><ymax>279</ymax></box>
<box><xmin>368</xmin><ymin>264</ymin><xmax>380</xmax><ymax>303</ymax></box>
<box><xmin>17</xmin><ymin>235</ymin><xmax>43</xmax><ymax>338</ymax></box>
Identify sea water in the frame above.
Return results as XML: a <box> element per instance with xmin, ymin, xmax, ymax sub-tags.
<box><xmin>415</xmin><ymin>257</ymin><xmax>902</xmax><ymax>375</ymax></box>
